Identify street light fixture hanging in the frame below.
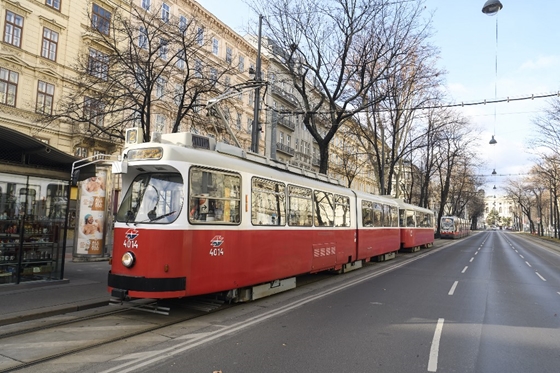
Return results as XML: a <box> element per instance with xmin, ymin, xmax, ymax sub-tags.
<box><xmin>492</xmin><ymin>169</ymin><xmax>497</xmax><ymax>175</ymax></box>
<box><xmin>489</xmin><ymin>135</ymin><xmax>497</xmax><ymax>144</ymax></box>
<box><xmin>482</xmin><ymin>0</ymin><xmax>503</xmax><ymax>15</ymax></box>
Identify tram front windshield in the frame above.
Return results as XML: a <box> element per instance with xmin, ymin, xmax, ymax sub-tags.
<box><xmin>116</xmin><ymin>173</ymin><xmax>184</xmax><ymax>224</ymax></box>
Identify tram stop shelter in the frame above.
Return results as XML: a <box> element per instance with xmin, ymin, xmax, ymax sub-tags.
<box><xmin>0</xmin><ymin>126</ymin><xmax>95</xmax><ymax>285</ymax></box>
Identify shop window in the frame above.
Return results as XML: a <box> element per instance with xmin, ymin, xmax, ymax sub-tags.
<box><xmin>251</xmin><ymin>177</ymin><xmax>285</xmax><ymax>226</ymax></box>
<box><xmin>36</xmin><ymin>81</ymin><xmax>55</xmax><ymax>114</ymax></box>
<box><xmin>0</xmin><ymin>68</ymin><xmax>18</xmax><ymax>107</ymax></box>
<box><xmin>188</xmin><ymin>168</ymin><xmax>241</xmax><ymax>224</ymax></box>
<box><xmin>4</xmin><ymin>10</ymin><xmax>23</xmax><ymax>48</ymax></box>
<box><xmin>41</xmin><ymin>27</ymin><xmax>58</xmax><ymax>61</ymax></box>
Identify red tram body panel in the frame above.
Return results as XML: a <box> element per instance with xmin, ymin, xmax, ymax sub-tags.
<box><xmin>108</xmin><ymin>132</ymin><xmax>436</xmax><ymax>301</ymax></box>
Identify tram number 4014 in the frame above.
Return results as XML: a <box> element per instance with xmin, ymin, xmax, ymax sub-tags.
<box><xmin>209</xmin><ymin>248</ymin><xmax>224</xmax><ymax>256</ymax></box>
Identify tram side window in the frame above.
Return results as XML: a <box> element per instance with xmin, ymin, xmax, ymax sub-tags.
<box><xmin>313</xmin><ymin>190</ymin><xmax>333</xmax><ymax>227</ymax></box>
<box><xmin>389</xmin><ymin>206</ymin><xmax>399</xmax><ymax>227</ymax></box>
<box><xmin>406</xmin><ymin>210</ymin><xmax>415</xmax><ymax>227</ymax></box>
<box><xmin>251</xmin><ymin>177</ymin><xmax>285</xmax><ymax>226</ymax></box>
<box><xmin>362</xmin><ymin>200</ymin><xmax>373</xmax><ymax>227</ymax></box>
<box><xmin>373</xmin><ymin>203</ymin><xmax>383</xmax><ymax>227</ymax></box>
<box><xmin>287</xmin><ymin>185</ymin><xmax>312</xmax><ymax>227</ymax></box>
<box><xmin>189</xmin><ymin>168</ymin><xmax>241</xmax><ymax>224</ymax></box>
<box><xmin>334</xmin><ymin>194</ymin><xmax>351</xmax><ymax>227</ymax></box>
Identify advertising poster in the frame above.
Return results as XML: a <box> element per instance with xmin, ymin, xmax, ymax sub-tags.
<box><xmin>76</xmin><ymin>170</ymin><xmax>107</xmax><ymax>255</ymax></box>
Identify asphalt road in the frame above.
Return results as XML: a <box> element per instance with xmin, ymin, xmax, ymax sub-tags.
<box><xmin>13</xmin><ymin>231</ymin><xmax>560</xmax><ymax>373</ymax></box>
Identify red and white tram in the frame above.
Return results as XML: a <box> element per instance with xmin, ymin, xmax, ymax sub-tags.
<box><xmin>108</xmin><ymin>132</ymin><xmax>434</xmax><ymax>302</ymax></box>
<box><xmin>440</xmin><ymin>216</ymin><xmax>470</xmax><ymax>239</ymax></box>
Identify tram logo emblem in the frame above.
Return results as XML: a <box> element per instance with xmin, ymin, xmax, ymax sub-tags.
<box><xmin>125</xmin><ymin>228</ymin><xmax>139</xmax><ymax>240</ymax></box>
<box><xmin>210</xmin><ymin>235</ymin><xmax>224</xmax><ymax>247</ymax></box>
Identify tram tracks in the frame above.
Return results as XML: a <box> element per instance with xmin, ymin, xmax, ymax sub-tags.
<box><xmin>0</xmin><ymin>297</ymin><xmax>227</xmax><ymax>373</ymax></box>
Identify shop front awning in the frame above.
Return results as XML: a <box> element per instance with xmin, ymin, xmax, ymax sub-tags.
<box><xmin>0</xmin><ymin>126</ymin><xmax>96</xmax><ymax>181</ymax></box>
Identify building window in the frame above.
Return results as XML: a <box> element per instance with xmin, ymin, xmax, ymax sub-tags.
<box><xmin>179</xmin><ymin>15</ymin><xmax>187</xmax><ymax>33</ymax></box>
<box><xmin>45</xmin><ymin>0</ymin><xmax>61</xmax><ymax>11</ymax></box>
<box><xmin>141</xmin><ymin>0</ymin><xmax>151</xmax><ymax>11</ymax></box>
<box><xmin>84</xmin><ymin>97</ymin><xmax>105</xmax><ymax>126</ymax></box>
<box><xmin>174</xmin><ymin>83</ymin><xmax>182</xmax><ymax>106</ymax></box>
<box><xmin>236</xmin><ymin>113</ymin><xmax>242</xmax><ymax>130</ymax></box>
<box><xmin>238</xmin><ymin>56</ymin><xmax>244</xmax><ymax>72</ymax></box>
<box><xmin>156</xmin><ymin>77</ymin><xmax>165</xmax><ymax>98</ymax></box>
<box><xmin>41</xmin><ymin>27</ymin><xmax>58</xmax><ymax>61</ymax></box>
<box><xmin>176</xmin><ymin>49</ymin><xmax>185</xmax><ymax>69</ymax></box>
<box><xmin>88</xmin><ymin>48</ymin><xmax>109</xmax><ymax>80</ymax></box>
<box><xmin>247</xmin><ymin>118</ymin><xmax>253</xmax><ymax>133</ymax></box>
<box><xmin>226</xmin><ymin>46</ymin><xmax>232</xmax><ymax>64</ymax></box>
<box><xmin>91</xmin><ymin>4</ymin><xmax>111</xmax><ymax>35</ymax></box>
<box><xmin>138</xmin><ymin>26</ymin><xmax>147</xmax><ymax>49</ymax></box>
<box><xmin>209</xmin><ymin>67</ymin><xmax>218</xmax><ymax>83</ymax></box>
<box><xmin>194</xmin><ymin>59</ymin><xmax>203</xmax><ymax>78</ymax></box>
<box><xmin>0</xmin><ymin>67</ymin><xmax>18</xmax><ymax>107</ymax></box>
<box><xmin>196</xmin><ymin>27</ymin><xmax>204</xmax><ymax>46</ymax></box>
<box><xmin>212</xmin><ymin>38</ymin><xmax>219</xmax><ymax>55</ymax></box>
<box><xmin>158</xmin><ymin>38</ymin><xmax>168</xmax><ymax>59</ymax></box>
<box><xmin>161</xmin><ymin>3</ymin><xmax>170</xmax><ymax>23</ymax></box>
<box><xmin>155</xmin><ymin>113</ymin><xmax>166</xmax><ymax>132</ymax></box>
<box><xmin>4</xmin><ymin>11</ymin><xmax>23</xmax><ymax>48</ymax></box>
<box><xmin>36</xmin><ymin>81</ymin><xmax>55</xmax><ymax>114</ymax></box>
<box><xmin>75</xmin><ymin>146</ymin><xmax>88</xmax><ymax>158</ymax></box>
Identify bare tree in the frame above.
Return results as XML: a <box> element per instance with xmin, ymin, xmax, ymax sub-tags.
<box><xmin>530</xmin><ymin>97</ymin><xmax>560</xmax><ymax>159</ymax></box>
<box><xmin>42</xmin><ymin>4</ymin><xmax>238</xmax><ymax>143</ymax></box>
<box><xmin>503</xmin><ymin>178</ymin><xmax>536</xmax><ymax>234</ymax></box>
<box><xmin>432</xmin><ymin>113</ymin><xmax>480</xmax><ymax>230</ymax></box>
<box><xmin>251</xmin><ymin>0</ymin><xmax>432</xmax><ymax>174</ymax></box>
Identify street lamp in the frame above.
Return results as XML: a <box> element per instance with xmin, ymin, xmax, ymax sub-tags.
<box><xmin>482</xmin><ymin>0</ymin><xmax>503</xmax><ymax>15</ymax></box>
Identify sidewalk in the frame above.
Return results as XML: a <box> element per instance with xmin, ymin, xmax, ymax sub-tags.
<box><xmin>0</xmin><ymin>254</ymin><xmax>111</xmax><ymax>326</ymax></box>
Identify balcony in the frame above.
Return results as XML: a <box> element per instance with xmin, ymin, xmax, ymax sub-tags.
<box><xmin>276</xmin><ymin>142</ymin><xmax>295</xmax><ymax>156</ymax></box>
<box><xmin>276</xmin><ymin>116</ymin><xmax>296</xmax><ymax>131</ymax></box>
<box><xmin>312</xmin><ymin>157</ymin><xmax>320</xmax><ymax>167</ymax></box>
<box><xmin>271</xmin><ymin>85</ymin><xmax>299</xmax><ymax>107</ymax></box>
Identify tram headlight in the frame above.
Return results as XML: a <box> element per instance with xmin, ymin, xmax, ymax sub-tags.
<box><xmin>121</xmin><ymin>251</ymin><xmax>136</xmax><ymax>268</ymax></box>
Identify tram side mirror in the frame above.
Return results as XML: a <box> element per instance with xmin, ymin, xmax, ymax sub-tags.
<box><xmin>71</xmin><ymin>169</ymin><xmax>80</xmax><ymax>186</ymax></box>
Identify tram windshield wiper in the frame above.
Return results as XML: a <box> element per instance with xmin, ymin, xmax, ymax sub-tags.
<box><xmin>139</xmin><ymin>210</ymin><xmax>177</xmax><ymax>223</ymax></box>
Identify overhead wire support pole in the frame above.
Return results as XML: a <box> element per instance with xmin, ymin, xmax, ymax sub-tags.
<box><xmin>251</xmin><ymin>15</ymin><xmax>263</xmax><ymax>154</ymax></box>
